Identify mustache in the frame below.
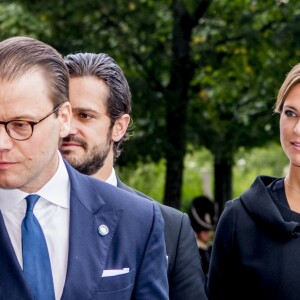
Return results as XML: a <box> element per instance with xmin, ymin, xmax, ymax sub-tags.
<box><xmin>62</xmin><ymin>135</ymin><xmax>87</xmax><ymax>149</ymax></box>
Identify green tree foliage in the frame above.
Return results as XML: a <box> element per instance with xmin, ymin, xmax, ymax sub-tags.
<box><xmin>0</xmin><ymin>2</ymin><xmax>50</xmax><ymax>39</ymax></box>
<box><xmin>1</xmin><ymin>0</ymin><xmax>299</xmax><ymax>212</ymax></box>
<box><xmin>7</xmin><ymin>0</ymin><xmax>212</xmax><ymax>209</ymax></box>
<box><xmin>187</xmin><ymin>0</ymin><xmax>300</xmax><ymax>213</ymax></box>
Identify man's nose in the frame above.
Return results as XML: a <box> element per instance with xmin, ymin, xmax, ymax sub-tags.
<box><xmin>0</xmin><ymin>124</ymin><xmax>14</xmax><ymax>150</ymax></box>
<box><xmin>68</xmin><ymin>118</ymin><xmax>80</xmax><ymax>135</ymax></box>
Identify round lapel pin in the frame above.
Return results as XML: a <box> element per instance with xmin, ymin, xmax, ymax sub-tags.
<box><xmin>98</xmin><ymin>224</ymin><xmax>109</xmax><ymax>236</ymax></box>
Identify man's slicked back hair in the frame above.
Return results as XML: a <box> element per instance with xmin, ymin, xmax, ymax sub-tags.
<box><xmin>0</xmin><ymin>36</ymin><xmax>69</xmax><ymax>107</ymax></box>
<box><xmin>64</xmin><ymin>52</ymin><xmax>132</xmax><ymax>160</ymax></box>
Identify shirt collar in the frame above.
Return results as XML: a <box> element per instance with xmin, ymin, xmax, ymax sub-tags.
<box><xmin>0</xmin><ymin>151</ymin><xmax>70</xmax><ymax>212</ymax></box>
<box><xmin>105</xmin><ymin>168</ymin><xmax>117</xmax><ymax>187</ymax></box>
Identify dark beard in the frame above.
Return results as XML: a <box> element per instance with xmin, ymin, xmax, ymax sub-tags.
<box><xmin>73</xmin><ymin>144</ymin><xmax>110</xmax><ymax>175</ymax></box>
<box><xmin>61</xmin><ymin>135</ymin><xmax>111</xmax><ymax>176</ymax></box>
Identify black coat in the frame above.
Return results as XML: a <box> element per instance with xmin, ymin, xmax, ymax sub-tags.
<box><xmin>117</xmin><ymin>176</ymin><xmax>208</xmax><ymax>300</ymax></box>
<box><xmin>208</xmin><ymin>176</ymin><xmax>300</xmax><ymax>300</ymax></box>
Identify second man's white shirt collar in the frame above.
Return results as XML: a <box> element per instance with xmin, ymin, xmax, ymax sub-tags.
<box><xmin>105</xmin><ymin>168</ymin><xmax>117</xmax><ymax>187</ymax></box>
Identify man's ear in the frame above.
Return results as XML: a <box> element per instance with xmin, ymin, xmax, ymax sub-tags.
<box><xmin>112</xmin><ymin>114</ymin><xmax>130</xmax><ymax>142</ymax></box>
<box><xmin>59</xmin><ymin>102</ymin><xmax>72</xmax><ymax>138</ymax></box>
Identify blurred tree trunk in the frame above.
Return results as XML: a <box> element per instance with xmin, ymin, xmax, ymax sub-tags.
<box><xmin>214</xmin><ymin>155</ymin><xmax>233</xmax><ymax>219</ymax></box>
<box><xmin>164</xmin><ymin>0</ymin><xmax>212</xmax><ymax>208</ymax></box>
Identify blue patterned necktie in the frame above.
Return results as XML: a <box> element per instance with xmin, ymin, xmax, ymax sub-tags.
<box><xmin>22</xmin><ymin>194</ymin><xmax>55</xmax><ymax>300</ymax></box>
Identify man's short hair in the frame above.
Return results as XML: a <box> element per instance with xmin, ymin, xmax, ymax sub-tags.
<box><xmin>64</xmin><ymin>52</ymin><xmax>132</xmax><ymax>160</ymax></box>
<box><xmin>0</xmin><ymin>36</ymin><xmax>69</xmax><ymax>107</ymax></box>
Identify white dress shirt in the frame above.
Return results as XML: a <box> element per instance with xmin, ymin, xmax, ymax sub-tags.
<box><xmin>0</xmin><ymin>152</ymin><xmax>70</xmax><ymax>300</ymax></box>
<box><xmin>105</xmin><ymin>168</ymin><xmax>117</xmax><ymax>186</ymax></box>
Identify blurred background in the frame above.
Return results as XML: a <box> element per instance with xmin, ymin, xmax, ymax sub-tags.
<box><xmin>0</xmin><ymin>0</ymin><xmax>295</xmax><ymax>215</ymax></box>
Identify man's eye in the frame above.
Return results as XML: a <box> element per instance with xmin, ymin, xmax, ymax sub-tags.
<box><xmin>77</xmin><ymin>113</ymin><xmax>93</xmax><ymax>120</ymax></box>
<box><xmin>11</xmin><ymin>121</ymin><xmax>30</xmax><ymax>129</ymax></box>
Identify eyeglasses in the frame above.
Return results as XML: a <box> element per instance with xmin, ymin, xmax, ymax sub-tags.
<box><xmin>0</xmin><ymin>104</ymin><xmax>62</xmax><ymax>141</ymax></box>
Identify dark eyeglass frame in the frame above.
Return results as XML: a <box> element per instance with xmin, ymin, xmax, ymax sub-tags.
<box><xmin>0</xmin><ymin>104</ymin><xmax>62</xmax><ymax>141</ymax></box>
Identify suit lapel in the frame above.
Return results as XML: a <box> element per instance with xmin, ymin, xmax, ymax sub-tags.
<box><xmin>61</xmin><ymin>163</ymin><xmax>123</xmax><ymax>299</ymax></box>
<box><xmin>0</xmin><ymin>212</ymin><xmax>33</xmax><ymax>299</ymax></box>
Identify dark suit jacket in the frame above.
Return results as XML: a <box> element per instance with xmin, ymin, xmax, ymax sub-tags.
<box><xmin>117</xmin><ymin>177</ymin><xmax>208</xmax><ymax>300</ymax></box>
<box><xmin>0</xmin><ymin>161</ymin><xmax>168</xmax><ymax>300</ymax></box>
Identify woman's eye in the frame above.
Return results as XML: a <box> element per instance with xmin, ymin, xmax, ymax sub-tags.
<box><xmin>284</xmin><ymin>110</ymin><xmax>296</xmax><ymax>117</ymax></box>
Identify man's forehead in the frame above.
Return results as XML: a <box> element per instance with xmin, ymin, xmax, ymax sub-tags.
<box><xmin>0</xmin><ymin>66</ymin><xmax>45</xmax><ymax>82</ymax></box>
<box><xmin>71</xmin><ymin>106</ymin><xmax>104</xmax><ymax>115</ymax></box>
<box><xmin>0</xmin><ymin>71</ymin><xmax>52</xmax><ymax>111</ymax></box>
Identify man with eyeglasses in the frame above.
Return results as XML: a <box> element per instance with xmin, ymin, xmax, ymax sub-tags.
<box><xmin>0</xmin><ymin>36</ymin><xmax>168</xmax><ymax>300</ymax></box>
<box><xmin>0</xmin><ymin>104</ymin><xmax>62</xmax><ymax>141</ymax></box>
<box><xmin>59</xmin><ymin>52</ymin><xmax>208</xmax><ymax>299</ymax></box>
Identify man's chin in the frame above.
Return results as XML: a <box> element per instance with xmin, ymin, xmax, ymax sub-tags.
<box><xmin>60</xmin><ymin>147</ymin><xmax>83</xmax><ymax>157</ymax></box>
<box><xmin>61</xmin><ymin>152</ymin><xmax>84</xmax><ymax>167</ymax></box>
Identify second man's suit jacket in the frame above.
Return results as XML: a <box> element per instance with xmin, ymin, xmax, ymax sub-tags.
<box><xmin>0</xmin><ymin>161</ymin><xmax>169</xmax><ymax>300</ymax></box>
<box><xmin>117</xmin><ymin>176</ymin><xmax>208</xmax><ymax>300</ymax></box>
